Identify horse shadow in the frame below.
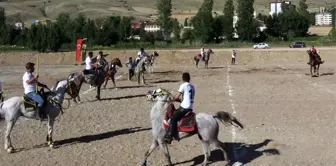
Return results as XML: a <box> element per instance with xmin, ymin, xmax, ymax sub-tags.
<box><xmin>174</xmin><ymin>139</ymin><xmax>279</xmax><ymax>166</ymax></box>
<box><xmin>150</xmin><ymin>80</ymin><xmax>180</xmax><ymax>84</ymax></box>
<box><xmin>304</xmin><ymin>72</ymin><xmax>334</xmax><ymax>77</ymax></box>
<box><xmin>88</xmin><ymin>94</ymin><xmax>147</xmax><ymax>102</ymax></box>
<box><xmin>52</xmin><ymin>127</ymin><xmax>151</xmax><ymax>148</ymax></box>
<box><xmin>15</xmin><ymin>127</ymin><xmax>151</xmax><ymax>152</ymax></box>
<box><xmin>114</xmin><ymin>85</ymin><xmax>154</xmax><ymax>89</ymax></box>
<box><xmin>208</xmin><ymin>66</ymin><xmax>225</xmax><ymax>69</ymax></box>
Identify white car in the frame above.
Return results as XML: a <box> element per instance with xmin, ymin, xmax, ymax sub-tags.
<box><xmin>253</xmin><ymin>43</ymin><xmax>269</xmax><ymax>49</ymax></box>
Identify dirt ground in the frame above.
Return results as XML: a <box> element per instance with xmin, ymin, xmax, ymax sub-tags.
<box><xmin>0</xmin><ymin>47</ymin><xmax>335</xmax><ymax>166</ymax></box>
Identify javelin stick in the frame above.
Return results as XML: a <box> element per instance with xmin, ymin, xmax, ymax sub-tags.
<box><xmin>36</xmin><ymin>54</ymin><xmax>39</xmax><ymax>93</ymax></box>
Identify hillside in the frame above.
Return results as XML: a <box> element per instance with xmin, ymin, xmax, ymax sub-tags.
<box><xmin>0</xmin><ymin>0</ymin><xmax>335</xmax><ymax>24</ymax></box>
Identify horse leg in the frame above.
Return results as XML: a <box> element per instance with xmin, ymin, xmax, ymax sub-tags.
<box><xmin>4</xmin><ymin>119</ymin><xmax>16</xmax><ymax>153</ymax></box>
<box><xmin>142</xmin><ymin>72</ymin><xmax>147</xmax><ymax>85</ymax></box>
<box><xmin>139</xmin><ymin>139</ymin><xmax>159</xmax><ymax>166</ymax></box>
<box><xmin>159</xmin><ymin>142</ymin><xmax>173</xmax><ymax>166</ymax></box>
<box><xmin>103</xmin><ymin>76</ymin><xmax>109</xmax><ymax>89</ymax></box>
<box><xmin>46</xmin><ymin>117</ymin><xmax>55</xmax><ymax>148</ymax></box>
<box><xmin>111</xmin><ymin>74</ymin><xmax>117</xmax><ymax>89</ymax></box>
<box><xmin>213</xmin><ymin>139</ymin><xmax>229</xmax><ymax>163</ymax></box>
<box><xmin>317</xmin><ymin>64</ymin><xmax>320</xmax><ymax>76</ymax></box>
<box><xmin>137</xmin><ymin>72</ymin><xmax>141</xmax><ymax>85</ymax></box>
<box><xmin>310</xmin><ymin>65</ymin><xmax>313</xmax><ymax>77</ymax></box>
<box><xmin>96</xmin><ymin>86</ymin><xmax>101</xmax><ymax>100</ymax></box>
<box><xmin>201</xmin><ymin>140</ymin><xmax>211</xmax><ymax>165</ymax></box>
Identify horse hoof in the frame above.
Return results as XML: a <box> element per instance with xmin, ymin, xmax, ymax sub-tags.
<box><xmin>138</xmin><ymin>160</ymin><xmax>147</xmax><ymax>166</ymax></box>
<box><xmin>7</xmin><ymin>148</ymin><xmax>14</xmax><ymax>153</ymax></box>
<box><xmin>49</xmin><ymin>144</ymin><xmax>54</xmax><ymax>148</ymax></box>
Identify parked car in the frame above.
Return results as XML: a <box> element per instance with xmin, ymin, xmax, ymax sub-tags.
<box><xmin>289</xmin><ymin>42</ymin><xmax>306</xmax><ymax>48</ymax></box>
<box><xmin>253</xmin><ymin>43</ymin><xmax>269</xmax><ymax>49</ymax></box>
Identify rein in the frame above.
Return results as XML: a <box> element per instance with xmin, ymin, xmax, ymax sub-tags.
<box><xmin>45</xmin><ymin>79</ymin><xmax>76</xmax><ymax>114</ymax></box>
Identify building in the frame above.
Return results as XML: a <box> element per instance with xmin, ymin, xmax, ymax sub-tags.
<box><xmin>315</xmin><ymin>12</ymin><xmax>332</xmax><ymax>25</ymax></box>
<box><xmin>131</xmin><ymin>21</ymin><xmax>161</xmax><ymax>32</ymax></box>
<box><xmin>269</xmin><ymin>0</ymin><xmax>292</xmax><ymax>15</ymax></box>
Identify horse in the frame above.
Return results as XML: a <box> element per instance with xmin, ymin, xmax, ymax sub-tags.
<box><xmin>194</xmin><ymin>49</ymin><xmax>214</xmax><ymax>69</ymax></box>
<box><xmin>145</xmin><ymin>51</ymin><xmax>159</xmax><ymax>74</ymax></box>
<box><xmin>0</xmin><ymin>78</ymin><xmax>79</xmax><ymax>153</ymax></box>
<box><xmin>133</xmin><ymin>56</ymin><xmax>151</xmax><ymax>85</ymax></box>
<box><xmin>69</xmin><ymin>65</ymin><xmax>107</xmax><ymax>101</ymax></box>
<box><xmin>139</xmin><ymin>88</ymin><xmax>244</xmax><ymax>166</ymax></box>
<box><xmin>307</xmin><ymin>50</ymin><xmax>324</xmax><ymax>77</ymax></box>
<box><xmin>103</xmin><ymin>58</ymin><xmax>123</xmax><ymax>89</ymax></box>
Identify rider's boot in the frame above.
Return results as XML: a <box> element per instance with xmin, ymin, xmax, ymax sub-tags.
<box><xmin>164</xmin><ymin>127</ymin><xmax>174</xmax><ymax>144</ymax></box>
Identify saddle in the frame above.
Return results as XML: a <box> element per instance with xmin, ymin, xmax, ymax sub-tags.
<box><xmin>162</xmin><ymin>103</ymin><xmax>196</xmax><ymax>132</ymax></box>
<box><xmin>83</xmin><ymin>69</ymin><xmax>99</xmax><ymax>85</ymax></box>
<box><xmin>22</xmin><ymin>90</ymin><xmax>47</xmax><ymax>112</ymax></box>
<box><xmin>22</xmin><ymin>95</ymin><xmax>38</xmax><ymax>112</ymax></box>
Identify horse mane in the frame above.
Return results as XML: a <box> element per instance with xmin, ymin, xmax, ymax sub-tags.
<box><xmin>52</xmin><ymin>78</ymin><xmax>68</xmax><ymax>91</ymax></box>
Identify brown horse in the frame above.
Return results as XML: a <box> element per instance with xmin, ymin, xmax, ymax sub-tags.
<box><xmin>103</xmin><ymin>58</ymin><xmax>123</xmax><ymax>89</ymax></box>
<box><xmin>193</xmin><ymin>49</ymin><xmax>214</xmax><ymax>69</ymax></box>
<box><xmin>307</xmin><ymin>50</ymin><xmax>324</xmax><ymax>77</ymax></box>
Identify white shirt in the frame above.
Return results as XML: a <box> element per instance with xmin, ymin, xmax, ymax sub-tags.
<box><xmin>232</xmin><ymin>51</ymin><xmax>236</xmax><ymax>58</ymax></box>
<box><xmin>22</xmin><ymin>72</ymin><xmax>36</xmax><ymax>94</ymax></box>
<box><xmin>178</xmin><ymin>82</ymin><xmax>195</xmax><ymax>109</ymax></box>
<box><xmin>201</xmin><ymin>48</ymin><xmax>205</xmax><ymax>54</ymax></box>
<box><xmin>85</xmin><ymin>56</ymin><xmax>92</xmax><ymax>70</ymax></box>
<box><xmin>137</xmin><ymin>51</ymin><xmax>146</xmax><ymax>58</ymax></box>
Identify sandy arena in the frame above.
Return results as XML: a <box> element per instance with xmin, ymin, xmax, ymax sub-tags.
<box><xmin>0</xmin><ymin>47</ymin><xmax>335</xmax><ymax>166</ymax></box>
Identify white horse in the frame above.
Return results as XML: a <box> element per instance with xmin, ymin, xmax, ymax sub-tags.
<box><xmin>145</xmin><ymin>51</ymin><xmax>159</xmax><ymax>74</ymax></box>
<box><xmin>139</xmin><ymin>88</ymin><xmax>244</xmax><ymax>166</ymax></box>
<box><xmin>0</xmin><ymin>78</ymin><xmax>78</xmax><ymax>153</ymax></box>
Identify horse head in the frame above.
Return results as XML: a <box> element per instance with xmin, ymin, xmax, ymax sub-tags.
<box><xmin>208</xmin><ymin>48</ymin><xmax>214</xmax><ymax>54</ymax></box>
<box><xmin>65</xmin><ymin>73</ymin><xmax>83</xmax><ymax>98</ymax></box>
<box><xmin>153</xmin><ymin>51</ymin><xmax>159</xmax><ymax>57</ymax></box>
<box><xmin>111</xmin><ymin>58</ymin><xmax>123</xmax><ymax>68</ymax></box>
<box><xmin>146</xmin><ymin>88</ymin><xmax>173</xmax><ymax>103</ymax></box>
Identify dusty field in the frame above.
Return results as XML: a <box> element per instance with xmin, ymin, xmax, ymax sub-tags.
<box><xmin>0</xmin><ymin>48</ymin><xmax>336</xmax><ymax>166</ymax></box>
<box><xmin>308</xmin><ymin>26</ymin><xmax>333</xmax><ymax>36</ymax></box>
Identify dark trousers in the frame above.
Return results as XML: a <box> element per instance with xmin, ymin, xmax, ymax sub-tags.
<box><xmin>128</xmin><ymin>69</ymin><xmax>134</xmax><ymax>80</ymax></box>
<box><xmin>169</xmin><ymin>108</ymin><xmax>192</xmax><ymax>136</ymax></box>
<box><xmin>231</xmin><ymin>58</ymin><xmax>235</xmax><ymax>64</ymax></box>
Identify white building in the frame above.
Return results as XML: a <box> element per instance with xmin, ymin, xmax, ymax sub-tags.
<box><xmin>144</xmin><ymin>23</ymin><xmax>160</xmax><ymax>32</ymax></box>
<box><xmin>315</xmin><ymin>12</ymin><xmax>332</xmax><ymax>25</ymax></box>
<box><xmin>269</xmin><ymin>0</ymin><xmax>291</xmax><ymax>15</ymax></box>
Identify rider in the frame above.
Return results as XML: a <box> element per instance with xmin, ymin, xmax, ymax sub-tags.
<box><xmin>308</xmin><ymin>46</ymin><xmax>323</xmax><ymax>65</ymax></box>
<box><xmin>22</xmin><ymin>62</ymin><xmax>48</xmax><ymax>119</ymax></box>
<box><xmin>137</xmin><ymin>48</ymin><xmax>147</xmax><ymax>61</ymax></box>
<box><xmin>201</xmin><ymin>46</ymin><xmax>205</xmax><ymax>60</ymax></box>
<box><xmin>97</xmin><ymin>51</ymin><xmax>107</xmax><ymax>69</ymax></box>
<box><xmin>164</xmin><ymin>72</ymin><xmax>195</xmax><ymax>143</ymax></box>
<box><xmin>84</xmin><ymin>52</ymin><xmax>97</xmax><ymax>75</ymax></box>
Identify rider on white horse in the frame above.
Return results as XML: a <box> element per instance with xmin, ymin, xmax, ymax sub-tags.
<box><xmin>22</xmin><ymin>62</ymin><xmax>48</xmax><ymax>119</ymax></box>
<box><xmin>164</xmin><ymin>72</ymin><xmax>195</xmax><ymax>143</ymax></box>
<box><xmin>136</xmin><ymin>48</ymin><xmax>147</xmax><ymax>63</ymax></box>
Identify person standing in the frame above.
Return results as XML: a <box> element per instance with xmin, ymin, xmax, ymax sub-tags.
<box><xmin>231</xmin><ymin>50</ymin><xmax>236</xmax><ymax>65</ymax></box>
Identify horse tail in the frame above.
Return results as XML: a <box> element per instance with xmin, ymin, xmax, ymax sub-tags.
<box><xmin>213</xmin><ymin>111</ymin><xmax>244</xmax><ymax>129</ymax></box>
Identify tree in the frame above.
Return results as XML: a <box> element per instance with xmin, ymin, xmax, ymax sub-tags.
<box><xmin>213</xmin><ymin>15</ymin><xmax>225</xmax><ymax>43</ymax></box>
<box><xmin>119</xmin><ymin>17</ymin><xmax>133</xmax><ymax>42</ymax></box>
<box><xmin>156</xmin><ymin>0</ymin><xmax>173</xmax><ymax>40</ymax></box>
<box><xmin>172</xmin><ymin>18</ymin><xmax>181</xmax><ymax>42</ymax></box>
<box><xmin>48</xmin><ymin>23</ymin><xmax>62</xmax><ymax>52</ymax></box>
<box><xmin>236</xmin><ymin>0</ymin><xmax>258</xmax><ymax>41</ymax></box>
<box><xmin>223</xmin><ymin>0</ymin><xmax>234</xmax><ymax>40</ymax></box>
<box><xmin>0</xmin><ymin>7</ymin><xmax>5</xmax><ymax>27</ymax></box>
<box><xmin>298</xmin><ymin>0</ymin><xmax>311</xmax><ymax>24</ymax></box>
<box><xmin>278</xmin><ymin>7</ymin><xmax>309</xmax><ymax>38</ymax></box>
<box><xmin>191</xmin><ymin>0</ymin><xmax>214</xmax><ymax>43</ymax></box>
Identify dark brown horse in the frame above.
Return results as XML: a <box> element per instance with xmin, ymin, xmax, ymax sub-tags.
<box><xmin>307</xmin><ymin>50</ymin><xmax>324</xmax><ymax>77</ymax></box>
<box><xmin>103</xmin><ymin>58</ymin><xmax>123</xmax><ymax>89</ymax></box>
